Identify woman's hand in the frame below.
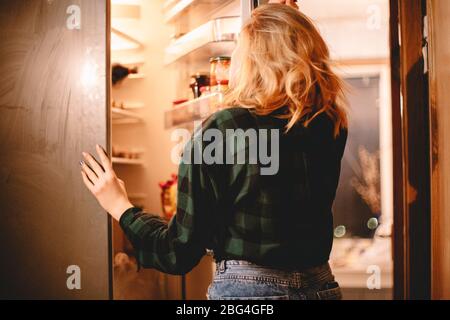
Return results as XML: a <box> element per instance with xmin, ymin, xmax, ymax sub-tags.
<box><xmin>80</xmin><ymin>145</ymin><xmax>133</xmax><ymax>221</ymax></box>
<box><xmin>268</xmin><ymin>0</ymin><xmax>299</xmax><ymax>9</ymax></box>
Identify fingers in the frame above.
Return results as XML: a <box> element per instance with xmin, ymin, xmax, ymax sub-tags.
<box><xmin>80</xmin><ymin>160</ymin><xmax>98</xmax><ymax>184</ymax></box>
<box><xmin>81</xmin><ymin>170</ymin><xmax>95</xmax><ymax>193</ymax></box>
<box><xmin>96</xmin><ymin>144</ymin><xmax>113</xmax><ymax>174</ymax></box>
<box><xmin>82</xmin><ymin>152</ymin><xmax>104</xmax><ymax>177</ymax></box>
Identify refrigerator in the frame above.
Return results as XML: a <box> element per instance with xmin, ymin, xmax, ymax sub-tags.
<box><xmin>0</xmin><ymin>0</ymin><xmax>266</xmax><ymax>300</ymax></box>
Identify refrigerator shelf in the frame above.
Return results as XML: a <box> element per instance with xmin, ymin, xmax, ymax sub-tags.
<box><xmin>127</xmin><ymin>73</ymin><xmax>146</xmax><ymax>79</ymax></box>
<box><xmin>163</xmin><ymin>0</ymin><xmax>235</xmax><ymax>24</ymax></box>
<box><xmin>112</xmin><ymin>119</ymin><xmax>142</xmax><ymax>125</ymax></box>
<box><xmin>112</xmin><ymin>3</ymin><xmax>141</xmax><ymax>19</ymax></box>
<box><xmin>112</xmin><ymin>54</ymin><xmax>146</xmax><ymax>66</ymax></box>
<box><xmin>112</xmin><ymin>157</ymin><xmax>145</xmax><ymax>165</ymax></box>
<box><xmin>112</xmin><ymin>107</ymin><xmax>144</xmax><ymax>125</ymax></box>
<box><xmin>112</xmin><ymin>102</ymin><xmax>145</xmax><ymax>110</ymax></box>
<box><xmin>164</xmin><ymin>93</ymin><xmax>223</xmax><ymax>129</ymax></box>
<box><xmin>111</xmin><ymin>27</ymin><xmax>144</xmax><ymax>52</ymax></box>
<box><xmin>163</xmin><ymin>0</ymin><xmax>178</xmax><ymax>10</ymax></box>
<box><xmin>164</xmin><ymin>16</ymin><xmax>239</xmax><ymax>65</ymax></box>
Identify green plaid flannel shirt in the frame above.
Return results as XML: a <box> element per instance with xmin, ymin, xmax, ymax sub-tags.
<box><xmin>120</xmin><ymin>107</ymin><xmax>347</xmax><ymax>275</ymax></box>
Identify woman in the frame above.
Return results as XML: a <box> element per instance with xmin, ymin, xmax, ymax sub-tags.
<box><xmin>80</xmin><ymin>2</ymin><xmax>348</xmax><ymax>300</ymax></box>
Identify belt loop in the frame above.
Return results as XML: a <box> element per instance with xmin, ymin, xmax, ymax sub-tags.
<box><xmin>218</xmin><ymin>260</ymin><xmax>226</xmax><ymax>273</ymax></box>
<box><xmin>295</xmin><ymin>272</ymin><xmax>302</xmax><ymax>289</ymax></box>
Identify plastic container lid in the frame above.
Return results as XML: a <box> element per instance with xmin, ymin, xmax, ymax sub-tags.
<box><xmin>209</xmin><ymin>56</ymin><xmax>231</xmax><ymax>63</ymax></box>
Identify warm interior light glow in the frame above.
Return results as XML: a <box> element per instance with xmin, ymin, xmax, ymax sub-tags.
<box><xmin>80</xmin><ymin>60</ymin><xmax>98</xmax><ymax>89</ymax></box>
<box><xmin>111</xmin><ymin>31</ymin><xmax>141</xmax><ymax>51</ymax></box>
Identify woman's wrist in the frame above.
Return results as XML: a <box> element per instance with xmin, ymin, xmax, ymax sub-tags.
<box><xmin>109</xmin><ymin>200</ymin><xmax>134</xmax><ymax>222</ymax></box>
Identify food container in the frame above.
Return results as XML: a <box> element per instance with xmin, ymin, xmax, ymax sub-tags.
<box><xmin>210</xmin><ymin>56</ymin><xmax>231</xmax><ymax>93</ymax></box>
<box><xmin>189</xmin><ymin>73</ymin><xmax>210</xmax><ymax>98</ymax></box>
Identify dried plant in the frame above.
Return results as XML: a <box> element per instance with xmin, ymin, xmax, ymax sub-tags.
<box><xmin>351</xmin><ymin>146</ymin><xmax>381</xmax><ymax>214</ymax></box>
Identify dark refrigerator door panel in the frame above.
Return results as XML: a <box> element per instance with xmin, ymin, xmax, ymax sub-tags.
<box><xmin>0</xmin><ymin>0</ymin><xmax>110</xmax><ymax>299</ymax></box>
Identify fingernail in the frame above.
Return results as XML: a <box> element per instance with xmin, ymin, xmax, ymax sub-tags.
<box><xmin>82</xmin><ymin>152</ymin><xmax>87</xmax><ymax>157</ymax></box>
<box><xmin>79</xmin><ymin>160</ymin><xmax>84</xmax><ymax>166</ymax></box>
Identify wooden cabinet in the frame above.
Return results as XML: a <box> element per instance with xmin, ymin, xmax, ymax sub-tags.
<box><xmin>428</xmin><ymin>0</ymin><xmax>450</xmax><ymax>300</ymax></box>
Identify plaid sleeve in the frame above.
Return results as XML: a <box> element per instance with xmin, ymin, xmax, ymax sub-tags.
<box><xmin>119</xmin><ymin>120</ymin><xmax>220</xmax><ymax>275</ymax></box>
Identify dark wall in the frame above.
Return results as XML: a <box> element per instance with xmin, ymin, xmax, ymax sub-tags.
<box><xmin>0</xmin><ymin>0</ymin><xmax>110</xmax><ymax>299</ymax></box>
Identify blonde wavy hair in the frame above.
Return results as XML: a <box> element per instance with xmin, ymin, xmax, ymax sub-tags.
<box><xmin>224</xmin><ymin>4</ymin><xmax>348</xmax><ymax>137</ymax></box>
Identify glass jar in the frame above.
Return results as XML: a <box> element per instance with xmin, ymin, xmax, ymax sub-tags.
<box><xmin>210</xmin><ymin>56</ymin><xmax>231</xmax><ymax>93</ymax></box>
<box><xmin>189</xmin><ymin>73</ymin><xmax>210</xmax><ymax>98</ymax></box>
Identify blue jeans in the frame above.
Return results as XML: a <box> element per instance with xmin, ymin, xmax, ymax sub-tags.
<box><xmin>207</xmin><ymin>260</ymin><xmax>342</xmax><ymax>300</ymax></box>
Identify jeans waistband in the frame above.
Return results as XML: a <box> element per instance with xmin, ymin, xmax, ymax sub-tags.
<box><xmin>214</xmin><ymin>260</ymin><xmax>333</xmax><ymax>289</ymax></box>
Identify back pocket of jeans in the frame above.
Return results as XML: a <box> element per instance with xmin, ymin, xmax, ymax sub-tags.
<box><xmin>316</xmin><ymin>284</ymin><xmax>342</xmax><ymax>300</ymax></box>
